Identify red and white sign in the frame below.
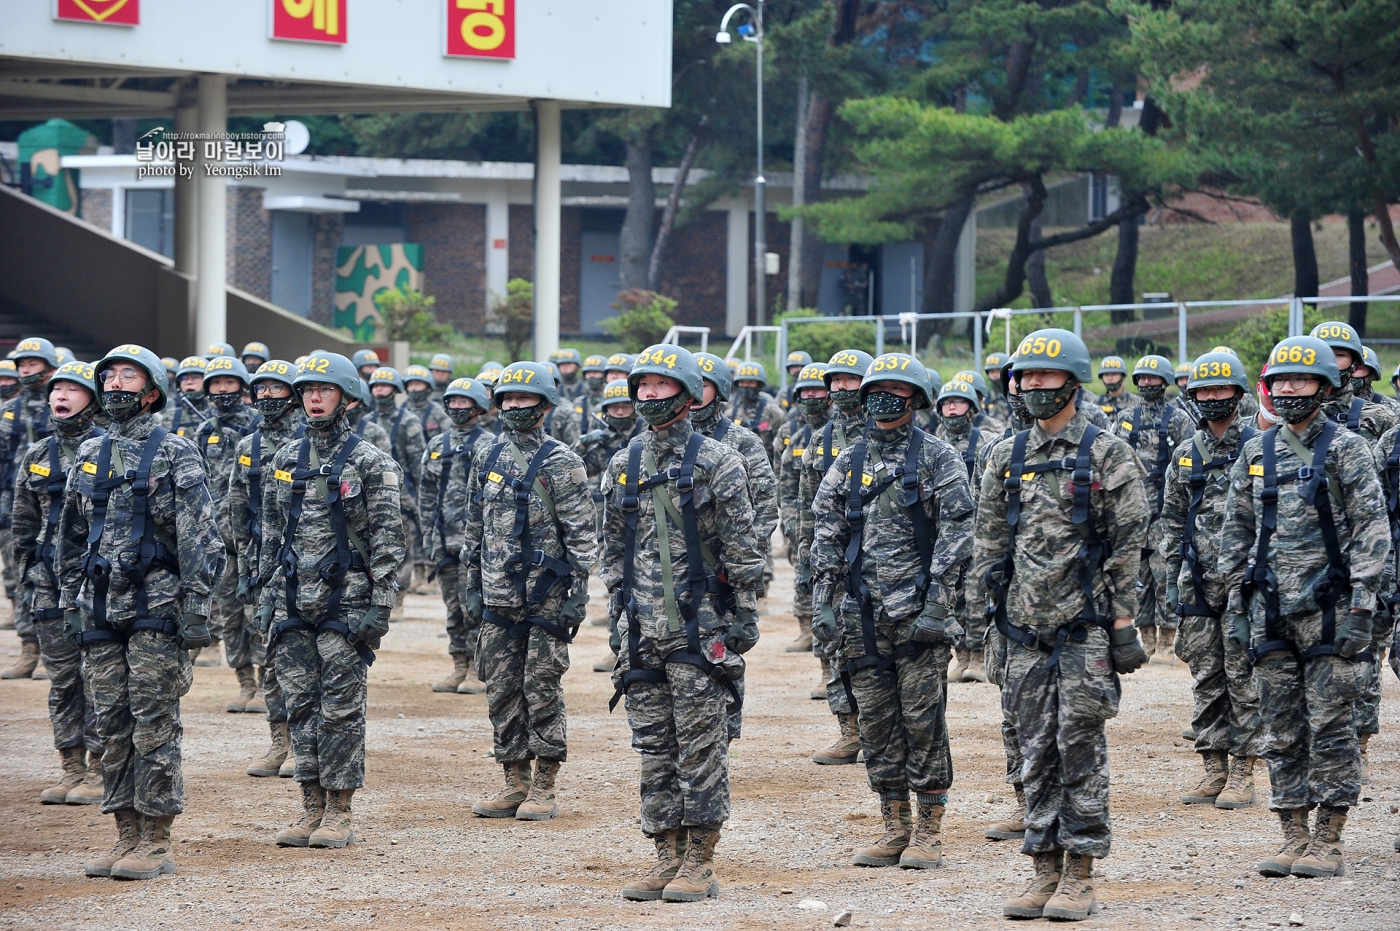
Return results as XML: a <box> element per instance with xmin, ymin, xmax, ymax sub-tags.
<box><xmin>446</xmin><ymin>0</ymin><xmax>514</xmax><ymax>60</ymax></box>
<box><xmin>54</xmin><ymin>0</ymin><xmax>139</xmax><ymax>26</ymax></box>
<box><xmin>271</xmin><ymin>0</ymin><xmax>347</xmax><ymax>45</ymax></box>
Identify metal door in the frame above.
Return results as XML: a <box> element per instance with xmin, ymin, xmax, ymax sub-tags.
<box><xmin>271</xmin><ymin>210</ymin><xmax>313</xmax><ymax>318</ymax></box>
<box><xmin>579</xmin><ymin>230</ymin><xmax>622</xmax><ymax>334</ymax></box>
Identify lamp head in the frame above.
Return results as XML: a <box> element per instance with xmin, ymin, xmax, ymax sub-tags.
<box><xmin>715</xmin><ymin>30</ymin><xmax>731</xmax><ymax>44</ymax></box>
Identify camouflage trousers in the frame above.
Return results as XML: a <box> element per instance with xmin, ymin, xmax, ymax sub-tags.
<box><xmin>262</xmin><ymin>634</ymin><xmax>286</xmax><ymax>724</ymax></box>
<box><xmin>1137</xmin><ymin>538</ymin><xmax>1175</xmax><ymax>632</ymax></box>
<box><xmin>1252</xmin><ymin>610</ymin><xmax>1364</xmax><ymax>810</ymax></box>
<box><xmin>1355</xmin><ymin>609</ymin><xmax>1395</xmax><ymax>737</ymax></box>
<box><xmin>13</xmin><ymin>570</ymin><xmax>35</xmax><ymax>642</ymax></box>
<box><xmin>84</xmin><ymin>627</ymin><xmax>193</xmax><ymax>817</ymax></box>
<box><xmin>275</xmin><ymin>627</ymin><xmax>368</xmax><ymax>791</ymax></box>
<box><xmin>212</xmin><ymin>553</ymin><xmax>254</xmax><ymax>670</ymax></box>
<box><xmin>1003</xmin><ymin>628</ymin><xmax>1119</xmax><ymax>859</ymax></box>
<box><xmin>1175</xmin><ymin>611</ymin><xmax>1264</xmax><ymax>758</ymax></box>
<box><xmin>476</xmin><ymin>602</ymin><xmax>571</xmax><ymax>764</ymax></box>
<box><xmin>438</xmin><ymin>563</ymin><xmax>475</xmax><ymax>658</ymax></box>
<box><xmin>34</xmin><ymin>615</ymin><xmax>98</xmax><ymax>753</ymax></box>
<box><xmin>816</xmin><ymin>600</ymin><xmax>855</xmax><ymax>716</ymax></box>
<box><xmin>0</xmin><ymin>527</ymin><xmax>17</xmax><ymax>604</ymax></box>
<box><xmin>615</xmin><ymin>629</ymin><xmax>732</xmax><ymax>835</ymax></box>
<box><xmin>986</xmin><ymin>630</ymin><xmax>1024</xmax><ymax>787</ymax></box>
<box><xmin>844</xmin><ymin>607</ymin><xmax>953</xmax><ymax>796</ymax></box>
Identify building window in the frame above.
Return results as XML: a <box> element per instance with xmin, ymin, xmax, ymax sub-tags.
<box><xmin>125</xmin><ymin>188</ymin><xmax>173</xmax><ymax>258</ymax></box>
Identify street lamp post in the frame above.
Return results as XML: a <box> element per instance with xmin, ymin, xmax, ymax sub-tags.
<box><xmin>717</xmin><ymin>1</ymin><xmax>766</xmax><ymax>327</ymax></box>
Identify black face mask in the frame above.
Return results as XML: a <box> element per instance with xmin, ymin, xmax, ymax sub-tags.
<box><xmin>865</xmin><ymin>391</ymin><xmax>911</xmax><ymax>422</ymax></box>
<box><xmin>0</xmin><ymin>383</ymin><xmax>18</xmax><ymax>401</ymax></box>
<box><xmin>637</xmin><ymin>393</ymin><xmax>690</xmax><ymax>427</ymax></box>
<box><xmin>830</xmin><ymin>388</ymin><xmax>862</xmax><ymax>412</ymax></box>
<box><xmin>690</xmin><ymin>398</ymin><xmax>722</xmax><ymax>428</ymax></box>
<box><xmin>1272</xmin><ymin>391</ymin><xmax>1325</xmax><ymax>424</ymax></box>
<box><xmin>19</xmin><ymin>372</ymin><xmax>48</xmax><ymax>390</ymax></box>
<box><xmin>736</xmin><ymin>385</ymin><xmax>760</xmax><ymax>404</ymax></box>
<box><xmin>1194</xmin><ymin>396</ymin><xmax>1239</xmax><ymax>423</ymax></box>
<box><xmin>500</xmin><ymin>403</ymin><xmax>545</xmax><ymax>431</ymax></box>
<box><xmin>1023</xmin><ymin>381</ymin><xmax>1078</xmax><ymax>420</ymax></box>
<box><xmin>1007</xmin><ymin>392</ymin><xmax>1033</xmax><ymax>427</ymax></box>
<box><xmin>407</xmin><ymin>388</ymin><xmax>431</xmax><ymax>404</ymax></box>
<box><xmin>1138</xmin><ymin>384</ymin><xmax>1166</xmax><ymax>403</ymax></box>
<box><xmin>586</xmin><ymin>376</ymin><xmax>605</xmax><ymax>393</ymax></box>
<box><xmin>374</xmin><ymin>394</ymin><xmax>397</xmax><ymax>412</ymax></box>
<box><xmin>1350</xmin><ymin>376</ymin><xmax>1369</xmax><ymax>395</ymax></box>
<box><xmin>53</xmin><ymin>402</ymin><xmax>96</xmax><ymax>435</ymax></box>
<box><xmin>210</xmin><ymin>392</ymin><xmax>243</xmax><ymax>413</ymax></box>
<box><xmin>939</xmin><ymin>411</ymin><xmax>972</xmax><ymax>436</ymax></box>
<box><xmin>606</xmin><ymin>413</ymin><xmax>637</xmax><ymax>432</ymax></box>
<box><xmin>102</xmin><ymin>390</ymin><xmax>148</xmax><ymax>423</ymax></box>
<box><xmin>798</xmin><ymin>396</ymin><xmax>829</xmax><ymax>417</ymax></box>
<box><xmin>447</xmin><ymin>406</ymin><xmax>480</xmax><ymax>427</ymax></box>
<box><xmin>254</xmin><ymin>396</ymin><xmax>296</xmax><ymax>420</ymax></box>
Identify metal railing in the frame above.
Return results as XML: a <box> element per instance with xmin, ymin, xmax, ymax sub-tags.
<box><xmin>661</xmin><ymin>325</ymin><xmax>710</xmax><ymax>351</ymax></box>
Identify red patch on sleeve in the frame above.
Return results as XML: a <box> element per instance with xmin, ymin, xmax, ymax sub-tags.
<box><xmin>705</xmin><ymin>640</ymin><xmax>727</xmax><ymax>662</ymax></box>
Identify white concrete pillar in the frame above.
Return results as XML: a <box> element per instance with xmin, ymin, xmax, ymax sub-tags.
<box><xmin>195</xmin><ymin>74</ymin><xmax>227</xmax><ymax>350</ymax></box>
<box><xmin>174</xmin><ymin>103</ymin><xmax>198</xmax><ymax>276</ymax></box>
<box><xmin>485</xmin><ymin>190</ymin><xmax>509</xmax><ymax>309</ymax></box>
<box><xmin>726</xmin><ymin>201</ymin><xmax>750</xmax><ymax>336</ymax></box>
<box><xmin>953</xmin><ymin>207</ymin><xmax>976</xmax><ymax>316</ymax></box>
<box><xmin>531</xmin><ymin>99</ymin><xmax>562</xmax><ymax>362</ymax></box>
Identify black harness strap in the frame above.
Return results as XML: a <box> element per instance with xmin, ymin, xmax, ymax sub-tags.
<box><xmin>960</xmin><ymin>427</ymin><xmax>981</xmax><ymax>479</ymax></box>
<box><xmin>712</xmin><ymin>416</ymin><xmax>732</xmax><ymax>445</ymax></box>
<box><xmin>1176</xmin><ymin>424</ymin><xmax>1255</xmax><ymax>620</ymax></box>
<box><xmin>985</xmin><ymin>425</ymin><xmax>1110</xmax><ymax>669</ymax></box>
<box><xmin>1128</xmin><ymin>404</ymin><xmax>1174</xmax><ymax>518</ymax></box>
<box><xmin>33</xmin><ymin>433</ymin><xmax>94</xmax><ymax>621</ymax></box>
<box><xmin>1246</xmin><ymin>422</ymin><xmax>1358</xmax><ymax>664</ymax></box>
<box><xmin>1341</xmin><ymin>396</ymin><xmax>1364</xmax><ymax>432</ymax></box>
<box><xmin>430</xmin><ymin>426</ymin><xmax>482</xmax><ymax>575</ymax></box>
<box><xmin>1385</xmin><ymin>427</ymin><xmax>1400</xmax><ymax>611</ymax></box>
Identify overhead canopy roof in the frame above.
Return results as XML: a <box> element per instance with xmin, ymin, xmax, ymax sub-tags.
<box><xmin>0</xmin><ymin>1</ymin><xmax>671</xmax><ymax>119</ymax></box>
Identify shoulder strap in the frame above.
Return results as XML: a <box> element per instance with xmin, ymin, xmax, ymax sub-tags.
<box><xmin>712</xmin><ymin>416</ymin><xmax>731</xmax><ymax>444</ymax></box>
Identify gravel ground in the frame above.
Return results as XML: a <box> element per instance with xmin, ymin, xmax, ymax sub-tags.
<box><xmin>0</xmin><ymin>557</ymin><xmax>1396</xmax><ymax>931</ymax></box>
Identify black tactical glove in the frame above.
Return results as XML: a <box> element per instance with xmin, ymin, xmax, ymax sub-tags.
<box><xmin>177</xmin><ymin>613</ymin><xmax>213</xmax><ymax>650</ymax></box>
<box><xmin>1166</xmin><ymin>582</ymin><xmax>1180</xmax><ymax>614</ymax></box>
<box><xmin>911</xmin><ymin>601</ymin><xmax>962</xmax><ymax>645</ymax></box>
<box><xmin>1336</xmin><ymin>609</ymin><xmax>1373</xmax><ymax>659</ymax></box>
<box><xmin>795</xmin><ymin>560</ymin><xmax>813</xmax><ymax>588</ymax></box>
<box><xmin>463</xmin><ymin>587</ymin><xmax>484</xmax><ymax>623</ymax></box>
<box><xmin>560</xmin><ymin>588</ymin><xmax>588</xmax><ymax>628</ymax></box>
<box><xmin>236</xmin><ymin>576</ymin><xmax>256</xmax><ymax>606</ymax></box>
<box><xmin>254</xmin><ymin>603</ymin><xmax>276</xmax><ymax>635</ymax></box>
<box><xmin>64</xmin><ymin>608</ymin><xmax>82</xmax><ymax>642</ymax></box>
<box><xmin>608</xmin><ymin>614</ymin><xmax>622</xmax><ymax>655</ymax></box>
<box><xmin>725</xmin><ymin>608</ymin><xmax>760</xmax><ymax>655</ymax></box>
<box><xmin>1110</xmin><ymin>624</ymin><xmax>1148</xmax><ymax>674</ymax></box>
<box><xmin>579</xmin><ymin>429</ymin><xmax>609</xmax><ymax>447</ymax></box>
<box><xmin>353</xmin><ymin>605</ymin><xmax>390</xmax><ymax>644</ymax></box>
<box><xmin>812</xmin><ymin>603</ymin><xmax>838</xmax><ymax>644</ymax></box>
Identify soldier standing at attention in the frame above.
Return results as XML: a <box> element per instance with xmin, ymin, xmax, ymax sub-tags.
<box><xmin>427</xmin><ymin>353</ymin><xmax>455</xmax><ymax>402</ymax></box>
<box><xmin>550</xmin><ymin>347</ymin><xmax>586</xmax><ymax>401</ymax></box>
<box><xmin>728</xmin><ymin>360</ymin><xmax>785</xmax><ymax>467</ymax></box>
<box><xmin>352</xmin><ymin>349</ymin><xmax>380</xmax><ymax>382</ymax></box>
<box><xmin>228</xmin><ymin>360</ymin><xmax>305</xmax><ymax>779</ymax></box>
<box><xmin>255</xmin><ymin>353</ymin><xmax>405</xmax><ymax>850</ymax></box>
<box><xmin>603</xmin><ymin>345</ymin><xmax>763</xmax><ymax>902</ymax></box>
<box><xmin>403</xmin><ymin>365</ymin><xmax>448</xmax><ymax>444</ymax></box>
<box><xmin>367</xmin><ymin>367</ymin><xmax>425</xmax><ymax>612</ymax></box>
<box><xmin>461</xmin><ymin>362</ymin><xmax>596</xmax><ymax>821</ymax></box>
<box><xmin>12</xmin><ymin>360</ymin><xmax>105</xmax><ymax>803</ymax></box>
<box><xmin>971</xmin><ymin>330</ymin><xmax>1149</xmax><ymax>920</ymax></box>
<box><xmin>579</xmin><ymin>355</ymin><xmax>610</xmax><ymax>420</ymax></box>
<box><xmin>194</xmin><ymin>357</ymin><xmax>266</xmax><ymax>712</ymax></box>
<box><xmin>0</xmin><ymin>337</ymin><xmax>59</xmax><ymax>678</ymax></box>
<box><xmin>1220</xmin><ymin>336</ymin><xmax>1389</xmax><ymax>880</ymax></box>
<box><xmin>541</xmin><ymin>362</ymin><xmax>583</xmax><ymax>450</ymax></box>
<box><xmin>1159</xmin><ymin>352</ymin><xmax>1264</xmax><ymax>809</ymax></box>
<box><xmin>1093</xmin><ymin>355</ymin><xmax>1137</xmax><ymax>418</ymax></box>
<box><xmin>800</xmin><ymin>349</ymin><xmax>873</xmax><ymax>765</ymax></box>
<box><xmin>780</xmin><ymin>350</ymin><xmax>813</xmax><ymax>412</ymax></box>
<box><xmin>423</xmin><ymin>376</ymin><xmax>495</xmax><ymax>695</ymax></box>
<box><xmin>777</xmin><ymin>362</ymin><xmax>829</xmax><ymax>653</ymax></box>
<box><xmin>810</xmin><ymin>353</ymin><xmax>974</xmax><ymax>873</ymax></box>
<box><xmin>983</xmin><ymin>353</ymin><xmax>1013</xmax><ymax>423</ymax></box>
<box><xmin>56</xmin><ymin>344</ymin><xmax>225</xmax><ymax>879</ymax></box>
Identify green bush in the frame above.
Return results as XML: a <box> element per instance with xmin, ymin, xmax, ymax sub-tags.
<box><xmin>1220</xmin><ymin>305</ymin><xmax>1329</xmax><ymax>378</ymax></box>
<box><xmin>778</xmin><ymin>310</ymin><xmax>879</xmax><ymax>366</ymax></box>
<box><xmin>603</xmin><ymin>289</ymin><xmax>677</xmax><ymax>352</ymax></box>
<box><xmin>489</xmin><ymin>278</ymin><xmax>535</xmax><ymax>362</ymax></box>
<box><xmin>373</xmin><ymin>286</ymin><xmax>453</xmax><ymax>345</ymax></box>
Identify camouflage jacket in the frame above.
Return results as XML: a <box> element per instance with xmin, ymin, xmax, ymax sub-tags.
<box><xmin>193</xmin><ymin>403</ymin><xmax>261</xmax><ymax>542</ymax></box>
<box><xmin>544</xmin><ymin>400</ymin><xmax>582</xmax><ymax>450</ymax></box>
<box><xmin>933</xmin><ymin>420</ymin><xmax>997</xmax><ymax>500</ymax></box>
<box><xmin>257</xmin><ymin>416</ymin><xmax>406</xmax><ymax>619</ymax></box>
<box><xmin>982</xmin><ymin>392</ymin><xmax>1013</xmax><ymax>423</ymax></box>
<box><xmin>55</xmin><ymin>412</ymin><xmax>225</xmax><ymax>621</ymax></box>
<box><xmin>349</xmin><ymin>409</ymin><xmax>392</xmax><ymax>456</ymax></box>
<box><xmin>810</xmin><ymin>422</ymin><xmax>975</xmax><ymax>621</ymax></box>
<box><xmin>1221</xmin><ymin>415</ymin><xmax>1389</xmax><ymax>621</ymax></box>
<box><xmin>407</xmin><ymin>396</ymin><xmax>449</xmax><ymax>444</ymax></box>
<box><xmin>228</xmin><ymin>410</ymin><xmax>304</xmax><ymax>589</ymax></box>
<box><xmin>798</xmin><ymin>407</ymin><xmax>866</xmax><ymax>565</ymax></box>
<box><xmin>1095</xmin><ymin>387</ymin><xmax>1139</xmax><ymax>418</ymax></box>
<box><xmin>1111</xmin><ymin>398</ymin><xmax>1194</xmax><ymax>518</ymax></box>
<box><xmin>1323</xmin><ymin>384</ymin><xmax>1397</xmax><ymax>443</ymax></box>
<box><xmin>1159</xmin><ymin>416</ymin><xmax>1253</xmax><ymax>613</ymax></box>
<box><xmin>11</xmin><ymin>420</ymin><xmax>102</xmax><ymax>612</ymax></box>
<box><xmin>461</xmin><ymin>424</ymin><xmax>597</xmax><ymax>608</ymax></box>
<box><xmin>1357</xmin><ymin>385</ymin><xmax>1400</xmax><ymax>417</ymax></box>
<box><xmin>778</xmin><ymin>411</ymin><xmax>828</xmax><ymax>539</ymax></box>
<box><xmin>600</xmin><ymin>419</ymin><xmax>764</xmax><ymax>640</ymax></box>
<box><xmin>728</xmin><ymin>394</ymin><xmax>786</xmax><ymax>468</ymax></box>
<box><xmin>368</xmin><ymin>399</ymin><xmax>426</xmax><ymax>503</ymax></box>
<box><xmin>577</xmin><ymin>415</ymin><xmax>644</xmax><ymax>505</ymax></box>
<box><xmin>158</xmin><ymin>392</ymin><xmax>211</xmax><ymax>439</ymax></box>
<box><xmin>695</xmin><ymin>412</ymin><xmax>779</xmax><ymax>543</ymax></box>
<box><xmin>423</xmin><ymin>423</ymin><xmax>495</xmax><ymax>565</ymax></box>
<box><xmin>0</xmin><ymin>386</ymin><xmax>53</xmax><ymax>522</ymax></box>
<box><xmin>969</xmin><ymin>410</ymin><xmax>1148</xmax><ymax>633</ymax></box>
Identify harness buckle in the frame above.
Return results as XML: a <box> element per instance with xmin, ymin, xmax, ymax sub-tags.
<box><xmin>845</xmin><ymin>506</ymin><xmax>865</xmax><ymax>523</ymax></box>
<box><xmin>1297</xmin><ymin>466</ymin><xmax>1314</xmax><ymax>480</ymax></box>
<box><xmin>529</xmin><ymin>549</ymin><xmax>549</xmax><ymax>568</ymax></box>
<box><xmin>1259</xmin><ymin>487</ymin><xmax>1278</xmax><ymax>505</ymax></box>
<box><xmin>620</xmin><ymin>493</ymin><xmax>639</xmax><ymax>512</ymax></box>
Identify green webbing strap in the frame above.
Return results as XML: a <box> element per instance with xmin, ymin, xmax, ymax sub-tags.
<box><xmin>642</xmin><ymin>448</ymin><xmax>721</xmax><ymax>574</ymax></box>
<box><xmin>506</xmin><ymin>438</ymin><xmax>560</xmax><ymax>527</ymax></box>
<box><xmin>642</xmin><ymin>448</ymin><xmax>680</xmax><ymax>633</ymax></box>
<box><xmin>308</xmin><ymin>443</ymin><xmax>371</xmax><ymax>566</ymax></box>
<box><xmin>1023</xmin><ymin>445</ymin><xmax>1096</xmax><ymax>544</ymax></box>
<box><xmin>1277</xmin><ymin>425</ymin><xmax>1345</xmax><ymax>513</ymax></box>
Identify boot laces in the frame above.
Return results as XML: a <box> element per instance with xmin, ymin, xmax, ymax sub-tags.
<box><xmin>107</xmin><ymin>815</ymin><xmax>139</xmax><ymax>857</ymax></box>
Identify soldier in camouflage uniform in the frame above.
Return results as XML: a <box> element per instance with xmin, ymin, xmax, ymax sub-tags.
<box><xmin>56</xmin><ymin>345</ymin><xmax>225</xmax><ymax>880</ymax></box>
<box><xmin>578</xmin><ymin>354</ymin><xmax>609</xmax><ymax>423</ymax></box>
<box><xmin>933</xmin><ymin>378</ymin><xmax>997</xmax><ymax>684</ymax></box>
<box><xmin>255</xmin><ymin>352</ymin><xmax>405</xmax><ymax>850</ymax></box>
<box><xmin>1093</xmin><ymin>355</ymin><xmax>1138</xmax><ymax>418</ymax></box>
<box><xmin>1159</xmin><ymin>352</ymin><xmax>1265</xmax><ymax>810</ymax></box>
<box><xmin>427</xmin><ymin>353</ymin><xmax>455</xmax><ymax>402</ymax></box>
<box><xmin>728</xmin><ymin>360</ymin><xmax>785</xmax><ymax>468</ymax></box>
<box><xmin>971</xmin><ymin>330</ymin><xmax>1150</xmax><ymax>920</ymax></box>
<box><xmin>775</xmin><ymin>362</ymin><xmax>829</xmax><ymax>653</ymax></box>
<box><xmin>160</xmin><ymin>356</ymin><xmax>211</xmax><ymax>439</ymax></box>
<box><xmin>352</xmin><ymin>348</ymin><xmax>380</xmax><ymax>382</ymax></box>
<box><xmin>549</xmin><ymin>347</ymin><xmax>586</xmax><ymax>402</ymax></box>
<box><xmin>603</xmin><ymin>344</ymin><xmax>763</xmax><ymax>902</ymax></box>
<box><xmin>193</xmin><ymin>356</ymin><xmax>266</xmax><ymax>711</ymax></box>
<box><xmin>423</xmin><ymin>376</ymin><xmax>495</xmax><ymax>695</ymax></box>
<box><xmin>0</xmin><ymin>337</ymin><xmax>59</xmax><ymax>677</ymax></box>
<box><xmin>982</xmin><ymin>352</ymin><xmax>1013</xmax><ymax>423</ymax></box>
<box><xmin>800</xmin><ymin>349</ymin><xmax>873</xmax><ymax>765</ymax></box>
<box><xmin>539</xmin><ymin>362</ymin><xmax>582</xmax><ymax>451</ymax></box>
<box><xmin>1111</xmin><ymin>355</ymin><xmax>1194</xmax><ymax>660</ymax></box>
<box><xmin>1220</xmin><ymin>335</ymin><xmax>1389</xmax><ymax>880</ymax></box>
<box><xmin>1353</xmin><ymin>346</ymin><xmax>1400</xmax><ymax>415</ymax></box>
<box><xmin>367</xmin><ymin>367</ymin><xmax>425</xmax><ymax>612</ymax></box>
<box><xmin>462</xmin><ymin>362</ymin><xmax>597</xmax><ymax>822</ymax></box>
<box><xmin>403</xmin><ymin>364</ymin><xmax>448</xmax><ymax>444</ymax></box>
<box><xmin>228</xmin><ymin>360</ymin><xmax>305</xmax><ymax>779</ymax></box>
<box><xmin>12</xmin><ymin>361</ymin><xmax>105</xmax><ymax>802</ymax></box>
<box><xmin>347</xmin><ymin>378</ymin><xmax>392</xmax><ymax>455</ymax></box>
<box><xmin>952</xmin><ymin>370</ymin><xmax>1006</xmax><ymax>435</ymax></box>
<box><xmin>811</xmin><ymin>353</ymin><xmax>975</xmax><ymax>873</ymax></box>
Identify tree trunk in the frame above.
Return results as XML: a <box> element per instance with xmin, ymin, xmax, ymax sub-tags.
<box><xmin>647</xmin><ymin>126</ymin><xmax>704</xmax><ymax>292</ymax></box>
<box><xmin>922</xmin><ymin>192</ymin><xmax>976</xmax><ymax>320</ymax></box>
<box><xmin>1106</xmin><ymin>81</ymin><xmax>1124</xmax><ymax>129</ymax></box>
<box><xmin>1348</xmin><ymin>210</ymin><xmax>1369</xmax><ymax>336</ymax></box>
<box><xmin>1291</xmin><ymin>213</ymin><xmax>1319</xmax><ymax>299</ymax></box>
<box><xmin>786</xmin><ymin>77</ymin><xmax>809</xmax><ymax>311</ymax></box>
<box><xmin>798</xmin><ymin>92</ymin><xmax>834</xmax><ymax>307</ymax></box>
<box><xmin>619</xmin><ymin>136</ymin><xmax>655</xmax><ymax>291</ymax></box>
<box><xmin>1026</xmin><ymin>211</ymin><xmax>1051</xmax><ymax>308</ymax></box>
<box><xmin>1110</xmin><ymin>213</ymin><xmax>1138</xmax><ymax>309</ymax></box>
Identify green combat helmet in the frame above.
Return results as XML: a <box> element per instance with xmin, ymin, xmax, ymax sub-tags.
<box><xmin>351</xmin><ymin>349</ymin><xmax>381</xmax><ymax>374</ymax></box>
<box><xmin>1186</xmin><ymin>350</ymin><xmax>1250</xmax><ymax>423</ymax></box>
<box><xmin>628</xmin><ymin>344</ymin><xmax>704</xmax><ymax>427</ymax></box>
<box><xmin>494</xmin><ymin>361</ymin><xmax>559</xmax><ymax>407</ymax></box>
<box><xmin>601</xmin><ymin>379</ymin><xmax>632</xmax><ymax>409</ymax></box>
<box><xmin>860</xmin><ymin>352</ymin><xmax>936</xmax><ymax>410</ymax></box>
<box><xmin>96</xmin><ymin>343</ymin><xmax>170</xmax><ymax>415</ymax></box>
<box><xmin>49</xmin><ymin>359</ymin><xmax>99</xmax><ymax>397</ymax></box>
<box><xmin>1264</xmin><ymin>335</ymin><xmax>1340</xmax><ymax>425</ymax></box>
<box><xmin>550</xmin><ymin>348</ymin><xmax>583</xmax><ymax>368</ymax></box>
<box><xmin>368</xmin><ymin>366</ymin><xmax>405</xmax><ymax>393</ymax></box>
<box><xmin>429</xmin><ymin>353</ymin><xmax>455</xmax><ymax>375</ymax></box>
<box><xmin>241</xmin><ymin>342</ymin><xmax>271</xmax><ymax>367</ymax></box>
<box><xmin>292</xmin><ymin>352</ymin><xmax>359</xmax><ymax>424</ymax></box>
<box><xmin>443</xmin><ymin>375</ymin><xmax>492</xmax><ymax>414</ymax></box>
<box><xmin>1309</xmin><ymin>321</ymin><xmax>1365</xmax><ymax>377</ymax></box>
<box><xmin>695</xmin><ymin>351</ymin><xmax>734</xmax><ymax>402</ymax></box>
<box><xmin>1013</xmin><ymin>329</ymin><xmax>1092</xmax><ymax>420</ymax></box>
<box><xmin>984</xmin><ymin>352</ymin><xmax>1007</xmax><ymax>372</ymax></box>
<box><xmin>938</xmin><ymin>378</ymin><xmax>981</xmax><ymax>412</ymax></box>
<box><xmin>1097</xmin><ymin>355</ymin><xmax>1127</xmax><ymax>381</ymax></box>
<box><xmin>785</xmin><ymin>350</ymin><xmax>813</xmax><ymax>372</ymax></box>
<box><xmin>11</xmin><ymin>337</ymin><xmax>60</xmax><ymax>369</ymax></box>
<box><xmin>204</xmin><ymin>341</ymin><xmax>236</xmax><ymax>360</ymax></box>
<box><xmin>732</xmin><ymin>359</ymin><xmax>768</xmax><ymax>387</ymax></box>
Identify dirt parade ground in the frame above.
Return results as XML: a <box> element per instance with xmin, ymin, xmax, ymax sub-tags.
<box><xmin>0</xmin><ymin>555</ymin><xmax>1396</xmax><ymax>931</ymax></box>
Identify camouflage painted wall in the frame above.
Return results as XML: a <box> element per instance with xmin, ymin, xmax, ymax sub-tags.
<box><xmin>333</xmin><ymin>243</ymin><xmax>424</xmax><ymax>342</ymax></box>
